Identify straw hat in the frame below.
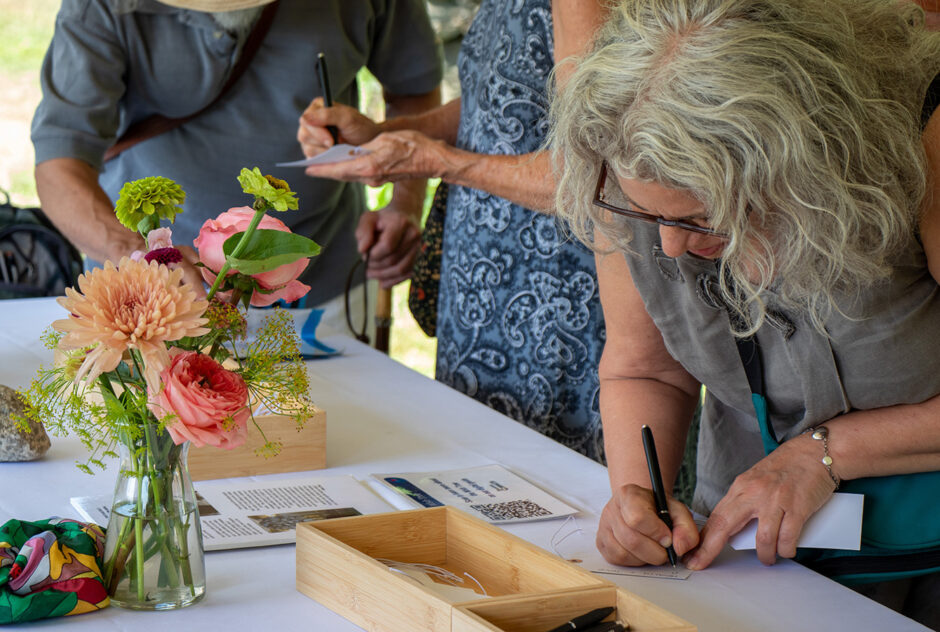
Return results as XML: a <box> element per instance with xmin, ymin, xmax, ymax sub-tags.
<box><xmin>156</xmin><ymin>0</ymin><xmax>276</xmax><ymax>11</ymax></box>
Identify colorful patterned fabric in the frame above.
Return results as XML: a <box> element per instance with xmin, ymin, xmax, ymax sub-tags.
<box><xmin>0</xmin><ymin>518</ymin><xmax>109</xmax><ymax>624</ymax></box>
<box><xmin>408</xmin><ymin>182</ymin><xmax>448</xmax><ymax>337</ymax></box>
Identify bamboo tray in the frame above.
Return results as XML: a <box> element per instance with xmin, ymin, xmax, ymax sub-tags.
<box><xmin>188</xmin><ymin>405</ymin><xmax>325</xmax><ymax>480</ymax></box>
<box><xmin>296</xmin><ymin>506</ymin><xmax>695</xmax><ymax>632</ymax></box>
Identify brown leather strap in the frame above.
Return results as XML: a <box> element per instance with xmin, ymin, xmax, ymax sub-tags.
<box><xmin>104</xmin><ymin>1</ymin><xmax>279</xmax><ymax>162</ymax></box>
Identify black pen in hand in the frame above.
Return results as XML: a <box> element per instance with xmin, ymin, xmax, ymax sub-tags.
<box><xmin>641</xmin><ymin>424</ymin><xmax>678</xmax><ymax>568</ymax></box>
<box><xmin>316</xmin><ymin>52</ymin><xmax>339</xmax><ymax>144</ymax></box>
<box><xmin>544</xmin><ymin>606</ymin><xmax>615</xmax><ymax>632</ymax></box>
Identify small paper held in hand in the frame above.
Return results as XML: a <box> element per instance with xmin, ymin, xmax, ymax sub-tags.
<box><xmin>368</xmin><ymin>464</ymin><xmax>579</xmax><ymax>524</ymax></box>
<box><xmin>729</xmin><ymin>492</ymin><xmax>864</xmax><ymax>551</ymax></box>
<box><xmin>276</xmin><ymin>144</ymin><xmax>370</xmax><ymax>167</ymax></box>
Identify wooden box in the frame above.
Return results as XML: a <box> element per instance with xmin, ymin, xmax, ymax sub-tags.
<box><xmin>188</xmin><ymin>405</ymin><xmax>325</xmax><ymax>480</ymax></box>
<box><xmin>454</xmin><ymin>585</ymin><xmax>695</xmax><ymax>632</ymax></box>
<box><xmin>296</xmin><ymin>506</ymin><xmax>695</xmax><ymax>632</ymax></box>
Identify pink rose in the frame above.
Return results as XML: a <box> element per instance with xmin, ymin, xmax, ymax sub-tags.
<box><xmin>149</xmin><ymin>351</ymin><xmax>250</xmax><ymax>449</ymax></box>
<box><xmin>194</xmin><ymin>207</ymin><xmax>311</xmax><ymax>307</ymax></box>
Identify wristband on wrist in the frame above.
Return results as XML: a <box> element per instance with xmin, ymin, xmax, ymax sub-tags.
<box><xmin>805</xmin><ymin>425</ymin><xmax>840</xmax><ymax>490</ymax></box>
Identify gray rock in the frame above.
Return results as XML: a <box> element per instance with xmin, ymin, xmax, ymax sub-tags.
<box><xmin>0</xmin><ymin>384</ymin><xmax>50</xmax><ymax>461</ymax></box>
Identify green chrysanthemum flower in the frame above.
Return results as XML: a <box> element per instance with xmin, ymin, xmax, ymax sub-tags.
<box><xmin>114</xmin><ymin>176</ymin><xmax>185</xmax><ymax>233</ymax></box>
<box><xmin>237</xmin><ymin>167</ymin><xmax>299</xmax><ymax>212</ymax></box>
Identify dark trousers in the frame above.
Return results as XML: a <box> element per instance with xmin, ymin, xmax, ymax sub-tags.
<box><xmin>851</xmin><ymin>572</ymin><xmax>940</xmax><ymax>630</ymax></box>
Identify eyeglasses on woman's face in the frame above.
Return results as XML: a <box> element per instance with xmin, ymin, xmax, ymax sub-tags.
<box><xmin>592</xmin><ymin>162</ymin><xmax>726</xmax><ymax>237</ymax></box>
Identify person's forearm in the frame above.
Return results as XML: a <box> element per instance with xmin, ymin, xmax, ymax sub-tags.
<box><xmin>35</xmin><ymin>157</ymin><xmax>143</xmax><ymax>262</ymax></box>
<box><xmin>407</xmin><ymin>139</ymin><xmax>555</xmax><ymax>212</ymax></box>
<box><xmin>822</xmin><ymin>392</ymin><xmax>940</xmax><ymax>481</ymax></box>
<box><xmin>594</xmin><ymin>244</ymin><xmax>701</xmax><ymax>494</ymax></box>
<box><xmin>386</xmin><ymin>179</ymin><xmax>426</xmax><ymax>222</ymax></box>
<box><xmin>379</xmin><ymin>95</ymin><xmax>555</xmax><ymax>211</ymax></box>
<box><xmin>444</xmin><ymin>148</ymin><xmax>555</xmax><ymax>213</ymax></box>
<box><xmin>382</xmin><ymin>98</ymin><xmax>461</xmax><ymax>145</ymax></box>
<box><xmin>600</xmin><ymin>375</ymin><xmax>699</xmax><ymax>493</ymax></box>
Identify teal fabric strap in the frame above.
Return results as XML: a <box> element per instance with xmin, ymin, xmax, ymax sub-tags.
<box><xmin>751</xmin><ymin>393</ymin><xmax>779</xmax><ymax>454</ymax></box>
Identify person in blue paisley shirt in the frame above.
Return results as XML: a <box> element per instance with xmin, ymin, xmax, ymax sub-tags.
<box><xmin>298</xmin><ymin>0</ymin><xmax>609</xmax><ymax>462</ymax></box>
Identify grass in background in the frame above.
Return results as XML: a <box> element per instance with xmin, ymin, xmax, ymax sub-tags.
<box><xmin>0</xmin><ymin>0</ymin><xmax>58</xmax><ymax>74</ymax></box>
<box><xmin>0</xmin><ymin>0</ymin><xmax>58</xmax><ymax>204</ymax></box>
<box><xmin>0</xmin><ymin>5</ymin><xmax>438</xmax><ymax>378</ymax></box>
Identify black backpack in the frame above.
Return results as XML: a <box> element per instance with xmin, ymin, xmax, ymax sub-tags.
<box><xmin>0</xmin><ymin>189</ymin><xmax>83</xmax><ymax>299</ymax></box>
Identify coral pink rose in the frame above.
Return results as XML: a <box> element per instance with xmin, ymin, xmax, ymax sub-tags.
<box><xmin>194</xmin><ymin>207</ymin><xmax>311</xmax><ymax>307</ymax></box>
<box><xmin>149</xmin><ymin>351</ymin><xmax>250</xmax><ymax>449</ymax></box>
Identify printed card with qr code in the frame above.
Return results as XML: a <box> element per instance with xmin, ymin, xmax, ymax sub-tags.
<box><xmin>369</xmin><ymin>464</ymin><xmax>579</xmax><ymax>524</ymax></box>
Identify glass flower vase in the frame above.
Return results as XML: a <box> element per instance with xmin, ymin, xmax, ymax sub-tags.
<box><xmin>102</xmin><ymin>423</ymin><xmax>206</xmax><ymax>610</ymax></box>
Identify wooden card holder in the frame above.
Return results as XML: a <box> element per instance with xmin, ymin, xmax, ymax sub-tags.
<box><xmin>188</xmin><ymin>405</ymin><xmax>325</xmax><ymax>480</ymax></box>
<box><xmin>296</xmin><ymin>506</ymin><xmax>695</xmax><ymax>632</ymax></box>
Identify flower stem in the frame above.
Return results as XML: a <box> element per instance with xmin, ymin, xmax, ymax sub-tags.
<box><xmin>130</xmin><ymin>349</ymin><xmax>146</xmax><ymax>386</ymax></box>
<box><xmin>133</xmin><ymin>447</ymin><xmax>145</xmax><ymax>602</ymax></box>
<box><xmin>143</xmin><ymin>427</ymin><xmax>178</xmax><ymax>592</ymax></box>
<box><xmin>205</xmin><ymin>207</ymin><xmax>266</xmax><ymax>302</ymax></box>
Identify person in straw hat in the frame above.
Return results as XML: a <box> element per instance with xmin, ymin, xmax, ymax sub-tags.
<box><xmin>31</xmin><ymin>0</ymin><xmax>442</xmax><ymax>328</ymax></box>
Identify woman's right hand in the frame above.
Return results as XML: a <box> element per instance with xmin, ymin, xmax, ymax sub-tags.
<box><xmin>596</xmin><ymin>483</ymin><xmax>700</xmax><ymax>567</ymax></box>
<box><xmin>298</xmin><ymin>97</ymin><xmax>382</xmax><ymax>156</ymax></box>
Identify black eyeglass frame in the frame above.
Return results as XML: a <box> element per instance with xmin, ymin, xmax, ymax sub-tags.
<box><xmin>592</xmin><ymin>162</ymin><xmax>726</xmax><ymax>236</ymax></box>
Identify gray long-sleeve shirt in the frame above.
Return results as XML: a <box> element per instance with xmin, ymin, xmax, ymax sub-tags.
<box><xmin>32</xmin><ymin>0</ymin><xmax>443</xmax><ymax>305</ymax></box>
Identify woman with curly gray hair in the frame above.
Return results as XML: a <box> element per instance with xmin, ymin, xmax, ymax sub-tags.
<box><xmin>550</xmin><ymin>0</ymin><xmax>940</xmax><ymax>624</ymax></box>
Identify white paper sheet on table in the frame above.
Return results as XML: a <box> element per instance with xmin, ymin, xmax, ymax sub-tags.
<box><xmin>276</xmin><ymin>144</ymin><xmax>369</xmax><ymax>167</ymax></box>
<box><xmin>369</xmin><ymin>464</ymin><xmax>579</xmax><ymax>524</ymax></box>
<box><xmin>729</xmin><ymin>492</ymin><xmax>864</xmax><ymax>551</ymax></box>
<box><xmin>71</xmin><ymin>474</ymin><xmax>394</xmax><ymax>551</ymax></box>
<box><xmin>546</xmin><ymin>516</ymin><xmax>693</xmax><ymax>580</ymax></box>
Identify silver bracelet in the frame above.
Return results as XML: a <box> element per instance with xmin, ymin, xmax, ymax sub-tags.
<box><xmin>806</xmin><ymin>426</ymin><xmax>840</xmax><ymax>490</ymax></box>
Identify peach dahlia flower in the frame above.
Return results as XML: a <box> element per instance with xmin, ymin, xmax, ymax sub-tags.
<box><xmin>52</xmin><ymin>257</ymin><xmax>209</xmax><ymax>390</ymax></box>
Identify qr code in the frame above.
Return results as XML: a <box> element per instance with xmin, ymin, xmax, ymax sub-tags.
<box><xmin>470</xmin><ymin>499</ymin><xmax>552</xmax><ymax>521</ymax></box>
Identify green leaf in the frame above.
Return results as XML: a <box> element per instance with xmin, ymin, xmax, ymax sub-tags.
<box><xmin>222</xmin><ymin>229</ymin><xmax>321</xmax><ymax>275</ymax></box>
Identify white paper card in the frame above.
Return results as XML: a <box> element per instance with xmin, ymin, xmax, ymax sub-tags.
<box><xmin>729</xmin><ymin>492</ymin><xmax>864</xmax><ymax>551</ymax></box>
<box><xmin>276</xmin><ymin>144</ymin><xmax>369</xmax><ymax>167</ymax></box>
<box><xmin>370</xmin><ymin>464</ymin><xmax>578</xmax><ymax>524</ymax></box>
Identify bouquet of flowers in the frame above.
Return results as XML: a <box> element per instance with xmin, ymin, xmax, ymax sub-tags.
<box><xmin>18</xmin><ymin>168</ymin><xmax>319</xmax><ymax>610</ymax></box>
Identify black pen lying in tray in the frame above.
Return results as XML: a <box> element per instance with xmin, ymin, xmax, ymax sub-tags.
<box><xmin>544</xmin><ymin>606</ymin><xmax>629</xmax><ymax>632</ymax></box>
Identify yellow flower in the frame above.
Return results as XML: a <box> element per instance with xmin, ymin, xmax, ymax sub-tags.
<box><xmin>237</xmin><ymin>167</ymin><xmax>299</xmax><ymax>212</ymax></box>
<box><xmin>52</xmin><ymin>258</ymin><xmax>209</xmax><ymax>390</ymax></box>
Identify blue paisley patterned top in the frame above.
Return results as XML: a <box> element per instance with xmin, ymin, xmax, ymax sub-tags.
<box><xmin>435</xmin><ymin>0</ymin><xmax>606</xmax><ymax>462</ymax></box>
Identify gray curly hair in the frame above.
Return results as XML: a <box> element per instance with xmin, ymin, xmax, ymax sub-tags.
<box><xmin>549</xmin><ymin>0</ymin><xmax>940</xmax><ymax>334</ymax></box>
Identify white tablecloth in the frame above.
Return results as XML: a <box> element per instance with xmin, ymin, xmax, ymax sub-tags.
<box><xmin>0</xmin><ymin>297</ymin><xmax>928</xmax><ymax>631</ymax></box>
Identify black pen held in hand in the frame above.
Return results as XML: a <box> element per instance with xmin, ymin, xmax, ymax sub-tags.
<box><xmin>316</xmin><ymin>52</ymin><xmax>339</xmax><ymax>144</ymax></box>
<box><xmin>642</xmin><ymin>424</ymin><xmax>678</xmax><ymax>568</ymax></box>
<box><xmin>544</xmin><ymin>606</ymin><xmax>615</xmax><ymax>632</ymax></box>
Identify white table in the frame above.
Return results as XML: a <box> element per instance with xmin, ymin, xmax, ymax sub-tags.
<box><xmin>0</xmin><ymin>297</ymin><xmax>928</xmax><ymax>631</ymax></box>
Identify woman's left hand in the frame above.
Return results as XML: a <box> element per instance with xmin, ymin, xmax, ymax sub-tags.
<box><xmin>303</xmin><ymin>130</ymin><xmax>444</xmax><ymax>186</ymax></box>
<box><xmin>685</xmin><ymin>431</ymin><xmax>838</xmax><ymax>569</ymax></box>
